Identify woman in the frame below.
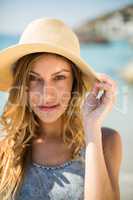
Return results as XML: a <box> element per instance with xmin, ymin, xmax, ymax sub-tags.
<box><xmin>0</xmin><ymin>18</ymin><xmax>122</xmax><ymax>200</ymax></box>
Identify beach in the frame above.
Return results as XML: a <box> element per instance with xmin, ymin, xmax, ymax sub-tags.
<box><xmin>0</xmin><ymin>35</ymin><xmax>133</xmax><ymax>199</ymax></box>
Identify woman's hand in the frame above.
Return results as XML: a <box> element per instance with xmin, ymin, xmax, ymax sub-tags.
<box><xmin>81</xmin><ymin>73</ymin><xmax>118</xmax><ymax>132</ymax></box>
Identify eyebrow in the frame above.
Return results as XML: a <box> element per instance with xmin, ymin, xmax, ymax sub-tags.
<box><xmin>29</xmin><ymin>69</ymin><xmax>70</xmax><ymax>77</ymax></box>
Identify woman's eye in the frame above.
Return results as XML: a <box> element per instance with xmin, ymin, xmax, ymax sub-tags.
<box><xmin>29</xmin><ymin>75</ymin><xmax>36</xmax><ymax>80</ymax></box>
<box><xmin>29</xmin><ymin>75</ymin><xmax>42</xmax><ymax>82</ymax></box>
<box><xmin>54</xmin><ymin>75</ymin><xmax>66</xmax><ymax>80</ymax></box>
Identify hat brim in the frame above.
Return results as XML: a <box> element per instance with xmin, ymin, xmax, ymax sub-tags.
<box><xmin>0</xmin><ymin>42</ymin><xmax>101</xmax><ymax>92</ymax></box>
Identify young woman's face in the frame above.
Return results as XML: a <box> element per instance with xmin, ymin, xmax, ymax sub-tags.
<box><xmin>27</xmin><ymin>53</ymin><xmax>74</xmax><ymax>123</ymax></box>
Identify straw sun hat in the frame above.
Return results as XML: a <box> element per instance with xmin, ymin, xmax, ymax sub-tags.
<box><xmin>0</xmin><ymin>17</ymin><xmax>101</xmax><ymax>92</ymax></box>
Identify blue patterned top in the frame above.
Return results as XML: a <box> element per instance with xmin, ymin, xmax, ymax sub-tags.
<box><xmin>15</xmin><ymin>147</ymin><xmax>86</xmax><ymax>200</ymax></box>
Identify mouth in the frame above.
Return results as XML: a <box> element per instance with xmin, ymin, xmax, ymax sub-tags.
<box><xmin>38</xmin><ymin>104</ymin><xmax>60</xmax><ymax>112</ymax></box>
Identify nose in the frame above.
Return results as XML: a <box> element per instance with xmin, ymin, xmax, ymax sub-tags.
<box><xmin>43</xmin><ymin>84</ymin><xmax>58</xmax><ymax>104</ymax></box>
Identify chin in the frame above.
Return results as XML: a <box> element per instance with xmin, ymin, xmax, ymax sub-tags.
<box><xmin>33</xmin><ymin>108</ymin><xmax>64</xmax><ymax>123</ymax></box>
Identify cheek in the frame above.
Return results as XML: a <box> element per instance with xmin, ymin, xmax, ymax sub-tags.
<box><xmin>60</xmin><ymin>92</ymin><xmax>71</xmax><ymax>108</ymax></box>
<box><xmin>57</xmin><ymin>80</ymin><xmax>73</xmax><ymax>106</ymax></box>
<box><xmin>58</xmin><ymin>90</ymin><xmax>72</xmax><ymax>109</ymax></box>
<box><xmin>58</xmin><ymin>79</ymin><xmax>73</xmax><ymax>91</ymax></box>
<box><xmin>28</xmin><ymin>91</ymin><xmax>43</xmax><ymax>107</ymax></box>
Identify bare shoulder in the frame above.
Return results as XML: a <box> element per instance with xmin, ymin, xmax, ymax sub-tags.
<box><xmin>101</xmin><ymin>126</ymin><xmax>123</xmax><ymax>173</ymax></box>
<box><xmin>101</xmin><ymin>126</ymin><xmax>123</xmax><ymax>162</ymax></box>
<box><xmin>101</xmin><ymin>126</ymin><xmax>123</xmax><ymax>198</ymax></box>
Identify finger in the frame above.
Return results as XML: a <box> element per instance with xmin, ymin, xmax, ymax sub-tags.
<box><xmin>97</xmin><ymin>82</ymin><xmax>116</xmax><ymax>100</ymax></box>
<box><xmin>83</xmin><ymin>83</ymin><xmax>99</xmax><ymax>108</ymax></box>
<box><xmin>90</xmin><ymin>82</ymin><xmax>100</xmax><ymax>97</ymax></box>
<box><xmin>96</xmin><ymin>73</ymin><xmax>117</xmax><ymax>88</ymax></box>
<box><xmin>97</xmin><ymin>75</ymin><xmax>117</xmax><ymax>94</ymax></box>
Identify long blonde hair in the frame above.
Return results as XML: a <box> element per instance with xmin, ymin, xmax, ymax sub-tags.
<box><xmin>0</xmin><ymin>52</ymin><xmax>88</xmax><ymax>200</ymax></box>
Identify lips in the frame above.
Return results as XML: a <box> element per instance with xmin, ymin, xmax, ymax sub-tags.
<box><xmin>38</xmin><ymin>104</ymin><xmax>60</xmax><ymax>112</ymax></box>
<box><xmin>38</xmin><ymin>104</ymin><xmax>59</xmax><ymax>108</ymax></box>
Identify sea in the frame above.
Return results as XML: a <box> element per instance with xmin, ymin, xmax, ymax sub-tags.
<box><xmin>0</xmin><ymin>34</ymin><xmax>133</xmax><ymax>200</ymax></box>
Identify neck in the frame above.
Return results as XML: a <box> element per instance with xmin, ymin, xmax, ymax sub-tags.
<box><xmin>37</xmin><ymin>117</ymin><xmax>63</xmax><ymax>141</ymax></box>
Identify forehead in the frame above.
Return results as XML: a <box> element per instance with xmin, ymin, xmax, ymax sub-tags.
<box><xmin>31</xmin><ymin>53</ymin><xmax>73</xmax><ymax>72</ymax></box>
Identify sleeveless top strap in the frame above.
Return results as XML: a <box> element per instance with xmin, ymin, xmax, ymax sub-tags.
<box><xmin>80</xmin><ymin>146</ymin><xmax>85</xmax><ymax>157</ymax></box>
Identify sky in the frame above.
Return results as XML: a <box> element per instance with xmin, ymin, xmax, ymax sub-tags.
<box><xmin>0</xmin><ymin>0</ymin><xmax>133</xmax><ymax>35</ymax></box>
